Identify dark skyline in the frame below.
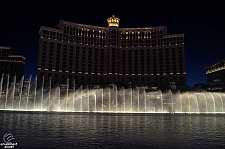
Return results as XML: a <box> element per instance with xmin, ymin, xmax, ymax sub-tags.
<box><xmin>0</xmin><ymin>0</ymin><xmax>224</xmax><ymax>86</ymax></box>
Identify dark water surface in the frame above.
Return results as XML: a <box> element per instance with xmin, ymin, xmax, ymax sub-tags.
<box><xmin>0</xmin><ymin>112</ymin><xmax>225</xmax><ymax>149</ymax></box>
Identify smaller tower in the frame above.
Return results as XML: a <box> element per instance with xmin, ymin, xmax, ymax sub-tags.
<box><xmin>107</xmin><ymin>15</ymin><xmax>120</xmax><ymax>27</ymax></box>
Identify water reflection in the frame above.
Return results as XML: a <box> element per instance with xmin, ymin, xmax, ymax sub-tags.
<box><xmin>0</xmin><ymin>112</ymin><xmax>225</xmax><ymax>148</ymax></box>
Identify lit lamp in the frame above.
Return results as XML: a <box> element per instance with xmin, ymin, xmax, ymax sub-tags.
<box><xmin>107</xmin><ymin>15</ymin><xmax>120</xmax><ymax>27</ymax></box>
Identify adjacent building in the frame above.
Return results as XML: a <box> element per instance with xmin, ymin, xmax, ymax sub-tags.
<box><xmin>37</xmin><ymin>15</ymin><xmax>186</xmax><ymax>88</ymax></box>
<box><xmin>206</xmin><ymin>58</ymin><xmax>225</xmax><ymax>84</ymax></box>
<box><xmin>0</xmin><ymin>46</ymin><xmax>26</xmax><ymax>82</ymax></box>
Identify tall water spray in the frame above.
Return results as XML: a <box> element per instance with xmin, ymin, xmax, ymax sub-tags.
<box><xmin>26</xmin><ymin>75</ymin><xmax>32</xmax><ymax>110</ymax></box>
<box><xmin>0</xmin><ymin>75</ymin><xmax>225</xmax><ymax>114</ymax></box>
<box><xmin>33</xmin><ymin>75</ymin><xmax>37</xmax><ymax>110</ymax></box>
<box><xmin>5</xmin><ymin>75</ymin><xmax>9</xmax><ymax>109</ymax></box>
<box><xmin>0</xmin><ymin>74</ymin><xmax>3</xmax><ymax>99</ymax></box>
<box><xmin>11</xmin><ymin>76</ymin><xmax>16</xmax><ymax>109</ymax></box>
<box><xmin>19</xmin><ymin>76</ymin><xmax>24</xmax><ymax>110</ymax></box>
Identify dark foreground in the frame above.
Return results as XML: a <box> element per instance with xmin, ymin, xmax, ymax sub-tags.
<box><xmin>0</xmin><ymin>111</ymin><xmax>225</xmax><ymax>149</ymax></box>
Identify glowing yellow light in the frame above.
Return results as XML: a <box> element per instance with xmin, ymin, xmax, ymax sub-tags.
<box><xmin>107</xmin><ymin>15</ymin><xmax>120</xmax><ymax>27</ymax></box>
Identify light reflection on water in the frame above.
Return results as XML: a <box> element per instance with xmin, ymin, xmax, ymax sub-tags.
<box><xmin>1</xmin><ymin>112</ymin><xmax>225</xmax><ymax>148</ymax></box>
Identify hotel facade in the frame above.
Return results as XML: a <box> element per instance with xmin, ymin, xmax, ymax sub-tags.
<box><xmin>37</xmin><ymin>15</ymin><xmax>186</xmax><ymax>88</ymax></box>
<box><xmin>0</xmin><ymin>46</ymin><xmax>26</xmax><ymax>82</ymax></box>
<box><xmin>206</xmin><ymin>59</ymin><xmax>225</xmax><ymax>84</ymax></box>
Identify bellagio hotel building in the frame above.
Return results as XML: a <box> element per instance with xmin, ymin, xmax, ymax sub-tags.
<box><xmin>37</xmin><ymin>15</ymin><xmax>186</xmax><ymax>88</ymax></box>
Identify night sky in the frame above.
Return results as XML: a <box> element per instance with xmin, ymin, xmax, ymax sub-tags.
<box><xmin>0</xmin><ymin>0</ymin><xmax>224</xmax><ymax>86</ymax></box>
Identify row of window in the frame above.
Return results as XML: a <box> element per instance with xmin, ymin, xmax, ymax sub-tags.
<box><xmin>206</xmin><ymin>61</ymin><xmax>225</xmax><ymax>71</ymax></box>
<box><xmin>39</xmin><ymin>72</ymin><xmax>185</xmax><ymax>81</ymax></box>
<box><xmin>40</xmin><ymin>42</ymin><xmax>184</xmax><ymax>73</ymax></box>
<box><xmin>41</xmin><ymin>27</ymin><xmax>183</xmax><ymax>48</ymax></box>
<box><xmin>42</xmin><ymin>34</ymin><xmax>183</xmax><ymax>48</ymax></box>
<box><xmin>42</xmin><ymin>41</ymin><xmax>183</xmax><ymax>54</ymax></box>
<box><xmin>38</xmin><ymin>74</ymin><xmax>185</xmax><ymax>87</ymax></box>
<box><xmin>41</xmin><ymin>60</ymin><xmax>183</xmax><ymax>71</ymax></box>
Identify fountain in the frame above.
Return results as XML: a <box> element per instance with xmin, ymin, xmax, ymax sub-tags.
<box><xmin>0</xmin><ymin>75</ymin><xmax>225</xmax><ymax>114</ymax></box>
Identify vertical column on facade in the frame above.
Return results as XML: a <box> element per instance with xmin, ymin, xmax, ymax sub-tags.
<box><xmin>85</xmin><ymin>47</ymin><xmax>89</xmax><ymax>84</ymax></box>
<box><xmin>66</xmin><ymin>45</ymin><xmax>70</xmax><ymax>79</ymax></box>
<box><xmin>109</xmin><ymin>48</ymin><xmax>112</xmax><ymax>83</ymax></box>
<box><xmin>169</xmin><ymin>47</ymin><xmax>173</xmax><ymax>82</ymax></box>
<box><xmin>156</xmin><ymin>48</ymin><xmax>160</xmax><ymax>86</ymax></box>
<box><xmin>72</xmin><ymin>46</ymin><xmax>76</xmax><ymax>80</ymax></box>
<box><xmin>78</xmin><ymin>46</ymin><xmax>82</xmax><ymax>85</ymax></box>
<box><xmin>90</xmin><ymin>47</ymin><xmax>93</xmax><ymax>83</ymax></box>
<box><xmin>118</xmin><ymin>49</ymin><xmax>122</xmax><ymax>82</ymax></box>
<box><xmin>162</xmin><ymin>48</ymin><xmax>165</xmax><ymax>86</ymax></box>
<box><xmin>177</xmin><ymin>46</ymin><xmax>181</xmax><ymax>84</ymax></box>
<box><xmin>182</xmin><ymin>46</ymin><xmax>186</xmax><ymax>85</ymax></box>
<box><xmin>51</xmin><ymin>42</ymin><xmax>56</xmax><ymax>85</ymax></box>
<box><xmin>150</xmin><ymin>48</ymin><xmax>153</xmax><ymax>86</ymax></box>
<box><xmin>143</xmin><ymin>49</ymin><xmax>147</xmax><ymax>85</ymax></box>
<box><xmin>97</xmin><ymin>48</ymin><xmax>100</xmax><ymax>83</ymax></box>
<box><xmin>131</xmin><ymin>48</ymin><xmax>135</xmax><ymax>84</ymax></box>
<box><xmin>103</xmin><ymin>48</ymin><xmax>107</xmax><ymax>83</ymax></box>
<box><xmin>45</xmin><ymin>41</ymin><xmax>50</xmax><ymax>84</ymax></box>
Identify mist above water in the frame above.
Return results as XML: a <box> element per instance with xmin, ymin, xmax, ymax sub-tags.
<box><xmin>0</xmin><ymin>75</ymin><xmax>225</xmax><ymax>114</ymax></box>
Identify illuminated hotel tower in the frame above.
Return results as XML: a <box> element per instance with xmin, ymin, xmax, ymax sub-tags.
<box><xmin>0</xmin><ymin>46</ymin><xmax>26</xmax><ymax>82</ymax></box>
<box><xmin>37</xmin><ymin>15</ymin><xmax>186</xmax><ymax>88</ymax></box>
